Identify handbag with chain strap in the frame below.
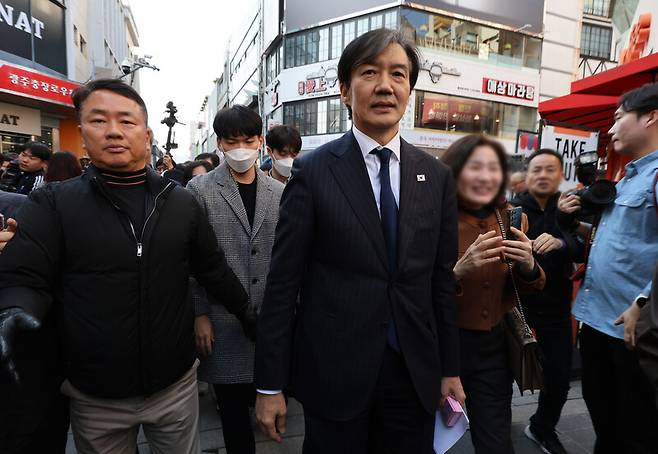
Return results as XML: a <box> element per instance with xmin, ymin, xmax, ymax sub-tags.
<box><xmin>495</xmin><ymin>208</ymin><xmax>545</xmax><ymax>395</ymax></box>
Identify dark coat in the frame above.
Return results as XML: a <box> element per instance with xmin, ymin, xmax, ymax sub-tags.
<box><xmin>512</xmin><ymin>192</ymin><xmax>585</xmax><ymax>318</ymax></box>
<box><xmin>255</xmin><ymin>131</ymin><xmax>460</xmax><ymax>420</ymax></box>
<box><xmin>0</xmin><ymin>165</ymin><xmax>247</xmax><ymax>399</ymax></box>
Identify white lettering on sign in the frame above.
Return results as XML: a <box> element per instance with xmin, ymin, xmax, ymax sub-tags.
<box><xmin>482</xmin><ymin>77</ymin><xmax>535</xmax><ymax>101</ymax></box>
<box><xmin>0</xmin><ymin>2</ymin><xmax>46</xmax><ymax>39</ymax></box>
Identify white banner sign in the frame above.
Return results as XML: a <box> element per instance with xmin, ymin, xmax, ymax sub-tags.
<box><xmin>0</xmin><ymin>101</ymin><xmax>40</xmax><ymax>135</ymax></box>
<box><xmin>540</xmin><ymin>124</ymin><xmax>599</xmax><ymax>190</ymax></box>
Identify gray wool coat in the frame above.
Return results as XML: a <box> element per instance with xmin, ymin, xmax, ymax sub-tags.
<box><xmin>187</xmin><ymin>163</ymin><xmax>284</xmax><ymax>384</ymax></box>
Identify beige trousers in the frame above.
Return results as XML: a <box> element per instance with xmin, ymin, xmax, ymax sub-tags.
<box><xmin>61</xmin><ymin>360</ymin><xmax>200</xmax><ymax>454</ymax></box>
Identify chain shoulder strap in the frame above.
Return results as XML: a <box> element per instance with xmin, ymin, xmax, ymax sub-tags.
<box><xmin>494</xmin><ymin>208</ymin><xmax>532</xmax><ymax>336</ymax></box>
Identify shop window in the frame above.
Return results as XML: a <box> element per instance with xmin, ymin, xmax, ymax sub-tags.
<box><xmin>385</xmin><ymin>10</ymin><xmax>398</xmax><ymax>29</ymax></box>
<box><xmin>283</xmin><ymin>97</ymin><xmax>351</xmax><ymax>136</ymax></box>
<box><xmin>344</xmin><ymin>22</ymin><xmax>355</xmax><ymax>50</ymax></box>
<box><xmin>400</xmin><ymin>8</ymin><xmax>540</xmax><ymax>69</ymax></box>
<box><xmin>357</xmin><ymin>18</ymin><xmax>369</xmax><ymax>37</ymax></box>
<box><xmin>415</xmin><ymin>91</ymin><xmax>537</xmax><ymax>140</ymax></box>
<box><xmin>306</xmin><ymin>31</ymin><xmax>320</xmax><ymax>65</ymax></box>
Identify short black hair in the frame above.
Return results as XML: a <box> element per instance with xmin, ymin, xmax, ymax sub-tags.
<box><xmin>183</xmin><ymin>160</ymin><xmax>213</xmax><ymax>186</ymax></box>
<box><xmin>71</xmin><ymin>78</ymin><xmax>149</xmax><ymax>124</ymax></box>
<box><xmin>619</xmin><ymin>82</ymin><xmax>658</xmax><ymax>117</ymax></box>
<box><xmin>213</xmin><ymin>105</ymin><xmax>262</xmax><ymax>140</ymax></box>
<box><xmin>195</xmin><ymin>152</ymin><xmax>220</xmax><ymax>168</ymax></box>
<box><xmin>338</xmin><ymin>28</ymin><xmax>420</xmax><ymax>118</ymax></box>
<box><xmin>441</xmin><ymin>134</ymin><xmax>509</xmax><ymax>209</ymax></box>
<box><xmin>266</xmin><ymin>125</ymin><xmax>302</xmax><ymax>154</ymax></box>
<box><xmin>526</xmin><ymin>148</ymin><xmax>564</xmax><ymax>167</ymax></box>
<box><xmin>19</xmin><ymin>141</ymin><xmax>52</xmax><ymax>161</ymax></box>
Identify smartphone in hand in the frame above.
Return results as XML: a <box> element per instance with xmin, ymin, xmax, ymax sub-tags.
<box><xmin>507</xmin><ymin>207</ymin><xmax>522</xmax><ymax>239</ymax></box>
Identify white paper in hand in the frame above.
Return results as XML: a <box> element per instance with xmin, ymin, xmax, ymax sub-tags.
<box><xmin>433</xmin><ymin>403</ymin><xmax>469</xmax><ymax>454</ymax></box>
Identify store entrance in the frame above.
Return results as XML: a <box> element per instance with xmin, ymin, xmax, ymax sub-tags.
<box><xmin>0</xmin><ymin>127</ymin><xmax>54</xmax><ymax>154</ymax></box>
<box><xmin>1</xmin><ymin>132</ymin><xmax>32</xmax><ymax>154</ymax></box>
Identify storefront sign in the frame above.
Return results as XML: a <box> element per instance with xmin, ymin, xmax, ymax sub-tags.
<box><xmin>420</xmin><ymin>60</ymin><xmax>461</xmax><ymax>84</ymax></box>
<box><xmin>0</xmin><ymin>101</ymin><xmax>41</xmax><ymax>135</ymax></box>
<box><xmin>540</xmin><ymin>124</ymin><xmax>599</xmax><ymax>190</ymax></box>
<box><xmin>297</xmin><ymin>65</ymin><xmax>338</xmax><ymax>98</ymax></box>
<box><xmin>0</xmin><ymin>0</ymin><xmax>67</xmax><ymax>74</ymax></box>
<box><xmin>0</xmin><ymin>61</ymin><xmax>79</xmax><ymax>107</ymax></box>
<box><xmin>482</xmin><ymin>78</ymin><xmax>535</xmax><ymax>101</ymax></box>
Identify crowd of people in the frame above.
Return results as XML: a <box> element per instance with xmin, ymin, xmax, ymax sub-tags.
<box><xmin>0</xmin><ymin>28</ymin><xmax>656</xmax><ymax>454</ymax></box>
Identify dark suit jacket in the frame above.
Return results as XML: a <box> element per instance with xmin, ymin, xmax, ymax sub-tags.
<box><xmin>255</xmin><ymin>130</ymin><xmax>459</xmax><ymax>420</ymax></box>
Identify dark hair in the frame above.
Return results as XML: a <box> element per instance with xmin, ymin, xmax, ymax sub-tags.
<box><xmin>619</xmin><ymin>82</ymin><xmax>658</xmax><ymax>117</ymax></box>
<box><xmin>19</xmin><ymin>141</ymin><xmax>52</xmax><ymax>161</ymax></box>
<box><xmin>183</xmin><ymin>160</ymin><xmax>213</xmax><ymax>186</ymax></box>
<box><xmin>441</xmin><ymin>134</ymin><xmax>509</xmax><ymax>209</ymax></box>
<box><xmin>71</xmin><ymin>78</ymin><xmax>149</xmax><ymax>124</ymax></box>
<box><xmin>338</xmin><ymin>28</ymin><xmax>421</xmax><ymax>118</ymax></box>
<box><xmin>213</xmin><ymin>105</ymin><xmax>262</xmax><ymax>140</ymax></box>
<box><xmin>526</xmin><ymin>148</ymin><xmax>564</xmax><ymax>167</ymax></box>
<box><xmin>266</xmin><ymin>125</ymin><xmax>302</xmax><ymax>154</ymax></box>
<box><xmin>195</xmin><ymin>152</ymin><xmax>220</xmax><ymax>168</ymax></box>
<box><xmin>45</xmin><ymin>151</ymin><xmax>83</xmax><ymax>182</ymax></box>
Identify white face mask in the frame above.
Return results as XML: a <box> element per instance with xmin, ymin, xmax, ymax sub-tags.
<box><xmin>222</xmin><ymin>147</ymin><xmax>259</xmax><ymax>174</ymax></box>
<box><xmin>272</xmin><ymin>156</ymin><xmax>294</xmax><ymax>178</ymax></box>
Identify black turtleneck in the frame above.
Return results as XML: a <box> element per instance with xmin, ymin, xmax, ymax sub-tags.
<box><xmin>99</xmin><ymin>167</ymin><xmax>148</xmax><ymax>234</ymax></box>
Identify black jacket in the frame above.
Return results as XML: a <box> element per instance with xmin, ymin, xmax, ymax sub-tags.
<box><xmin>0</xmin><ymin>166</ymin><xmax>248</xmax><ymax>399</ymax></box>
<box><xmin>255</xmin><ymin>132</ymin><xmax>459</xmax><ymax>420</ymax></box>
<box><xmin>13</xmin><ymin>169</ymin><xmax>45</xmax><ymax>195</ymax></box>
<box><xmin>512</xmin><ymin>192</ymin><xmax>584</xmax><ymax>317</ymax></box>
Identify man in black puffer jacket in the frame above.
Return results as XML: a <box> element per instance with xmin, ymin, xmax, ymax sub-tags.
<box><xmin>0</xmin><ymin>79</ymin><xmax>253</xmax><ymax>454</ymax></box>
<box><xmin>513</xmin><ymin>149</ymin><xmax>585</xmax><ymax>454</ymax></box>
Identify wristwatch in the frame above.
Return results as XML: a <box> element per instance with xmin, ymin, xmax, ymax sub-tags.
<box><xmin>636</xmin><ymin>296</ymin><xmax>649</xmax><ymax>309</ymax></box>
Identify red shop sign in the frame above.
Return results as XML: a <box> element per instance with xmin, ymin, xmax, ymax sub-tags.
<box><xmin>482</xmin><ymin>77</ymin><xmax>535</xmax><ymax>102</ymax></box>
<box><xmin>0</xmin><ymin>62</ymin><xmax>79</xmax><ymax>107</ymax></box>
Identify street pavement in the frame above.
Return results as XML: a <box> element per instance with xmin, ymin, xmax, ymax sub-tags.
<box><xmin>66</xmin><ymin>380</ymin><xmax>595</xmax><ymax>453</ymax></box>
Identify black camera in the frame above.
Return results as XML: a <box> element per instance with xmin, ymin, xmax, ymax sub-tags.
<box><xmin>0</xmin><ymin>160</ymin><xmax>20</xmax><ymax>193</ymax></box>
<box><xmin>573</xmin><ymin>151</ymin><xmax>616</xmax><ymax>217</ymax></box>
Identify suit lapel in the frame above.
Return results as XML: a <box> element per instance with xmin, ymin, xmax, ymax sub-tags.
<box><xmin>329</xmin><ymin>132</ymin><xmax>388</xmax><ymax>270</ymax></box>
<box><xmin>251</xmin><ymin>170</ymin><xmax>274</xmax><ymax>240</ymax></box>
<box><xmin>216</xmin><ymin>165</ymin><xmax>251</xmax><ymax>236</ymax></box>
<box><xmin>397</xmin><ymin>140</ymin><xmax>420</xmax><ymax>270</ymax></box>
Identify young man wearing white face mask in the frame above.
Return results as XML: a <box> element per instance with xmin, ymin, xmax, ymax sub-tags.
<box><xmin>187</xmin><ymin>105</ymin><xmax>285</xmax><ymax>454</ymax></box>
<box><xmin>265</xmin><ymin>125</ymin><xmax>302</xmax><ymax>184</ymax></box>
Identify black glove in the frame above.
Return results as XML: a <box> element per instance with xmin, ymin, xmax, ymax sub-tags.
<box><xmin>0</xmin><ymin>307</ymin><xmax>41</xmax><ymax>385</ymax></box>
<box><xmin>236</xmin><ymin>305</ymin><xmax>257</xmax><ymax>342</ymax></box>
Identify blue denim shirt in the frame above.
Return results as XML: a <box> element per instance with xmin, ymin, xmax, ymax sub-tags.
<box><xmin>572</xmin><ymin>150</ymin><xmax>658</xmax><ymax>339</ymax></box>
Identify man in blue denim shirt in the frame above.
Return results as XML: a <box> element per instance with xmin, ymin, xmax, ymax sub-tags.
<box><xmin>560</xmin><ymin>83</ymin><xmax>658</xmax><ymax>454</ymax></box>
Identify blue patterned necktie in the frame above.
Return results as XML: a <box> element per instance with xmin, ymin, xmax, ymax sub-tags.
<box><xmin>372</xmin><ymin>147</ymin><xmax>400</xmax><ymax>352</ymax></box>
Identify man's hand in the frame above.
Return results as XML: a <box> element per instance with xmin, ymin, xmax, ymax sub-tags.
<box><xmin>163</xmin><ymin>154</ymin><xmax>174</xmax><ymax>171</ymax></box>
<box><xmin>441</xmin><ymin>376</ymin><xmax>466</xmax><ymax>407</ymax></box>
<box><xmin>0</xmin><ymin>218</ymin><xmax>17</xmax><ymax>253</ymax></box>
<box><xmin>532</xmin><ymin>233</ymin><xmax>563</xmax><ymax>255</ymax></box>
<box><xmin>557</xmin><ymin>192</ymin><xmax>582</xmax><ymax>214</ymax></box>
<box><xmin>614</xmin><ymin>302</ymin><xmax>642</xmax><ymax>351</ymax></box>
<box><xmin>194</xmin><ymin>315</ymin><xmax>214</xmax><ymax>357</ymax></box>
<box><xmin>256</xmin><ymin>392</ymin><xmax>287</xmax><ymax>443</ymax></box>
<box><xmin>0</xmin><ymin>307</ymin><xmax>41</xmax><ymax>385</ymax></box>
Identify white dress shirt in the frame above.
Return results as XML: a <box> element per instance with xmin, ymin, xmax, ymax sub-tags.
<box><xmin>352</xmin><ymin>125</ymin><xmax>401</xmax><ymax>212</ymax></box>
<box><xmin>256</xmin><ymin>127</ymin><xmax>402</xmax><ymax>396</ymax></box>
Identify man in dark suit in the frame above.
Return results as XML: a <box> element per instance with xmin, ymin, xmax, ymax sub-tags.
<box><xmin>255</xmin><ymin>29</ymin><xmax>464</xmax><ymax>453</ymax></box>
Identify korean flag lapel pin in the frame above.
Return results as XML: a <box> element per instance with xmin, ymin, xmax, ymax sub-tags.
<box><xmin>417</xmin><ymin>174</ymin><xmax>426</xmax><ymax>182</ymax></box>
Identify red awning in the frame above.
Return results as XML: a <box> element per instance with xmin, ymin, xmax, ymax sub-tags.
<box><xmin>538</xmin><ymin>52</ymin><xmax>658</xmax><ymax>177</ymax></box>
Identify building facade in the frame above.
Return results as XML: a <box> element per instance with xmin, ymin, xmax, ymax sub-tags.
<box><xmin>0</xmin><ymin>0</ymin><xmax>139</xmax><ymax>156</ymax></box>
